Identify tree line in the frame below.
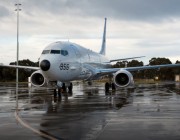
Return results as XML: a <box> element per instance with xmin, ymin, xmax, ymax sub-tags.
<box><xmin>112</xmin><ymin>57</ymin><xmax>179</xmax><ymax>80</ymax></box>
<box><xmin>0</xmin><ymin>58</ymin><xmax>179</xmax><ymax>82</ymax></box>
<box><xmin>0</xmin><ymin>59</ymin><xmax>38</xmax><ymax>82</ymax></box>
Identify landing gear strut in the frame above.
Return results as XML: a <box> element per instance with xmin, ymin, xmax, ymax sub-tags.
<box><xmin>54</xmin><ymin>89</ymin><xmax>57</xmax><ymax>98</ymax></box>
<box><xmin>68</xmin><ymin>83</ymin><xmax>73</xmax><ymax>93</ymax></box>
<box><xmin>62</xmin><ymin>83</ymin><xmax>66</xmax><ymax>93</ymax></box>
<box><xmin>58</xmin><ymin>88</ymin><xmax>62</xmax><ymax>98</ymax></box>
<box><xmin>54</xmin><ymin>88</ymin><xmax>62</xmax><ymax>99</ymax></box>
<box><xmin>53</xmin><ymin>82</ymin><xmax>73</xmax><ymax>99</ymax></box>
<box><xmin>105</xmin><ymin>82</ymin><xmax>110</xmax><ymax>93</ymax></box>
<box><xmin>112</xmin><ymin>83</ymin><xmax>116</xmax><ymax>91</ymax></box>
<box><xmin>105</xmin><ymin>82</ymin><xmax>116</xmax><ymax>93</ymax></box>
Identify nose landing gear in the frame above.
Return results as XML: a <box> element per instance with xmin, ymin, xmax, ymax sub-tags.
<box><xmin>53</xmin><ymin>88</ymin><xmax>62</xmax><ymax>99</ymax></box>
<box><xmin>105</xmin><ymin>82</ymin><xmax>116</xmax><ymax>94</ymax></box>
<box><xmin>53</xmin><ymin>82</ymin><xmax>73</xmax><ymax>99</ymax></box>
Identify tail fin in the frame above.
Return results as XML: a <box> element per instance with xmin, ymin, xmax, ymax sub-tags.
<box><xmin>99</xmin><ymin>18</ymin><xmax>107</xmax><ymax>55</ymax></box>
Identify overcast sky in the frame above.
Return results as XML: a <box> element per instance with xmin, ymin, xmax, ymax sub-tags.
<box><xmin>0</xmin><ymin>0</ymin><xmax>179</xmax><ymax>64</ymax></box>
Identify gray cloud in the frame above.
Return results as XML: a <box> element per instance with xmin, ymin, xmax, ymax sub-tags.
<box><xmin>19</xmin><ymin>0</ymin><xmax>180</xmax><ymax>22</ymax></box>
<box><xmin>2</xmin><ymin>0</ymin><xmax>180</xmax><ymax>22</ymax></box>
<box><xmin>0</xmin><ymin>5</ymin><xmax>9</xmax><ymax>17</ymax></box>
<box><xmin>0</xmin><ymin>0</ymin><xmax>179</xmax><ymax>64</ymax></box>
<box><xmin>92</xmin><ymin>0</ymin><xmax>180</xmax><ymax>21</ymax></box>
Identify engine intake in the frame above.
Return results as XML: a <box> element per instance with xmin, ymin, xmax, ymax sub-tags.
<box><xmin>30</xmin><ymin>70</ymin><xmax>46</xmax><ymax>87</ymax></box>
<box><xmin>113</xmin><ymin>70</ymin><xmax>134</xmax><ymax>88</ymax></box>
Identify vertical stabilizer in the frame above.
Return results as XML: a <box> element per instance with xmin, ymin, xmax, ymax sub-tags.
<box><xmin>99</xmin><ymin>18</ymin><xmax>107</xmax><ymax>55</ymax></box>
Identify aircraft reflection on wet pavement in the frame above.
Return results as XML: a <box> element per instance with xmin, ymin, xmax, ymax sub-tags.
<box><xmin>0</xmin><ymin>82</ymin><xmax>180</xmax><ymax>140</ymax></box>
<box><xmin>21</xmin><ymin>82</ymin><xmax>134</xmax><ymax>140</ymax></box>
<box><xmin>27</xmin><ymin>82</ymin><xmax>133</xmax><ymax>112</ymax></box>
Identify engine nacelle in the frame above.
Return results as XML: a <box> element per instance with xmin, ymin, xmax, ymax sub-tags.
<box><xmin>113</xmin><ymin>70</ymin><xmax>134</xmax><ymax>88</ymax></box>
<box><xmin>30</xmin><ymin>70</ymin><xmax>46</xmax><ymax>87</ymax></box>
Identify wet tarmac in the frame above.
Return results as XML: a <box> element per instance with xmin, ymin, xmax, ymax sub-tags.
<box><xmin>0</xmin><ymin>82</ymin><xmax>179</xmax><ymax>140</ymax></box>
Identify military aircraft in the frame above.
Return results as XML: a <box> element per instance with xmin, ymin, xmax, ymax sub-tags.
<box><xmin>1</xmin><ymin>18</ymin><xmax>180</xmax><ymax>94</ymax></box>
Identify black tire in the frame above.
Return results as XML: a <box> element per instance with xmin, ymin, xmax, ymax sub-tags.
<box><xmin>62</xmin><ymin>83</ymin><xmax>66</xmax><ymax>92</ymax></box>
<box><xmin>68</xmin><ymin>83</ymin><xmax>73</xmax><ymax>93</ymax></box>
<box><xmin>58</xmin><ymin>88</ymin><xmax>62</xmax><ymax>98</ymax></box>
<box><xmin>53</xmin><ymin>89</ymin><xmax>57</xmax><ymax>98</ymax></box>
<box><xmin>105</xmin><ymin>82</ymin><xmax>110</xmax><ymax>93</ymax></box>
<box><xmin>112</xmin><ymin>83</ymin><xmax>116</xmax><ymax>91</ymax></box>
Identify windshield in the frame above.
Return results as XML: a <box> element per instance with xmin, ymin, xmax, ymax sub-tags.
<box><xmin>42</xmin><ymin>49</ymin><xmax>68</xmax><ymax>56</ymax></box>
<box><xmin>42</xmin><ymin>50</ymin><xmax>50</xmax><ymax>54</ymax></box>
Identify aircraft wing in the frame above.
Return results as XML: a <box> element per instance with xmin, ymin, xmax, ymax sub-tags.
<box><xmin>125</xmin><ymin>64</ymin><xmax>180</xmax><ymax>72</ymax></box>
<box><xmin>96</xmin><ymin>63</ymin><xmax>180</xmax><ymax>75</ymax></box>
<box><xmin>0</xmin><ymin>64</ymin><xmax>40</xmax><ymax>70</ymax></box>
<box><xmin>110</xmin><ymin>56</ymin><xmax>145</xmax><ymax>62</ymax></box>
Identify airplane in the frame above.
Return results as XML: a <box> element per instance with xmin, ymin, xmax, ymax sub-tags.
<box><xmin>1</xmin><ymin>18</ymin><xmax>180</xmax><ymax>96</ymax></box>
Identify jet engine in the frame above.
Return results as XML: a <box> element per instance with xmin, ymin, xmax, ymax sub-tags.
<box><xmin>30</xmin><ymin>70</ymin><xmax>46</xmax><ymax>87</ymax></box>
<box><xmin>113</xmin><ymin>70</ymin><xmax>134</xmax><ymax>88</ymax></box>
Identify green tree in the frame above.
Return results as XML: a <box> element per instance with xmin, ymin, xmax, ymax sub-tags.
<box><xmin>127</xmin><ymin>60</ymin><xmax>143</xmax><ymax>67</ymax></box>
<box><xmin>112</xmin><ymin>61</ymin><xmax>127</xmax><ymax>68</ymax></box>
<box><xmin>112</xmin><ymin>60</ymin><xmax>144</xmax><ymax>79</ymax></box>
<box><xmin>149</xmin><ymin>57</ymin><xmax>172</xmax><ymax>65</ymax></box>
<box><xmin>127</xmin><ymin>60</ymin><xmax>144</xmax><ymax>79</ymax></box>
<box><xmin>176</xmin><ymin>60</ymin><xmax>180</xmax><ymax>64</ymax></box>
<box><xmin>0</xmin><ymin>59</ymin><xmax>38</xmax><ymax>82</ymax></box>
<box><xmin>174</xmin><ymin>60</ymin><xmax>180</xmax><ymax>74</ymax></box>
<box><xmin>145</xmin><ymin>57</ymin><xmax>174</xmax><ymax>80</ymax></box>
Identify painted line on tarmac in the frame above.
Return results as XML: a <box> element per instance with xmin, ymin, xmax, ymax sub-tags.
<box><xmin>14</xmin><ymin>111</ymin><xmax>58</xmax><ymax>140</ymax></box>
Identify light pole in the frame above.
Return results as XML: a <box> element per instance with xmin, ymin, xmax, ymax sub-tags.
<box><xmin>15</xmin><ymin>1</ymin><xmax>21</xmax><ymax>110</ymax></box>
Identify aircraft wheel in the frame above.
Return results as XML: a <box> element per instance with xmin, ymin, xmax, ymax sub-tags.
<box><xmin>53</xmin><ymin>89</ymin><xmax>57</xmax><ymax>98</ymax></box>
<box><xmin>68</xmin><ymin>83</ymin><xmax>73</xmax><ymax>93</ymax></box>
<box><xmin>105</xmin><ymin>82</ymin><xmax>110</xmax><ymax>93</ymax></box>
<box><xmin>62</xmin><ymin>83</ymin><xmax>67</xmax><ymax>93</ymax></box>
<box><xmin>112</xmin><ymin>83</ymin><xmax>116</xmax><ymax>91</ymax></box>
<box><xmin>88</xmin><ymin>81</ymin><xmax>92</xmax><ymax>85</ymax></box>
<box><xmin>58</xmin><ymin>88</ymin><xmax>62</xmax><ymax>98</ymax></box>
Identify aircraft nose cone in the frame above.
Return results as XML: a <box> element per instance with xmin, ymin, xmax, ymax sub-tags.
<box><xmin>40</xmin><ymin>60</ymin><xmax>50</xmax><ymax>71</ymax></box>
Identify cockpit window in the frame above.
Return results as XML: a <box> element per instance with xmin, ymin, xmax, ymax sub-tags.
<box><xmin>50</xmin><ymin>50</ymin><xmax>60</xmax><ymax>54</ymax></box>
<box><xmin>61</xmin><ymin>50</ymin><xmax>68</xmax><ymax>56</ymax></box>
<box><xmin>42</xmin><ymin>49</ymin><xmax>68</xmax><ymax>56</ymax></box>
<box><xmin>42</xmin><ymin>50</ymin><xmax>50</xmax><ymax>54</ymax></box>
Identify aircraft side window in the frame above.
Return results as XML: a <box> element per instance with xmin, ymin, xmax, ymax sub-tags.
<box><xmin>42</xmin><ymin>50</ymin><xmax>50</xmax><ymax>54</ymax></box>
<box><xmin>61</xmin><ymin>50</ymin><xmax>68</xmax><ymax>56</ymax></box>
<box><xmin>51</xmin><ymin>50</ymin><xmax>60</xmax><ymax>54</ymax></box>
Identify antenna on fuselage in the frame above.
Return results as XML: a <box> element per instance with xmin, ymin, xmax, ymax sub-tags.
<box><xmin>99</xmin><ymin>18</ymin><xmax>107</xmax><ymax>56</ymax></box>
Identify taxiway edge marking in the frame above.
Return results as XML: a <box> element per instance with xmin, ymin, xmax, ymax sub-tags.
<box><xmin>14</xmin><ymin>111</ymin><xmax>58</xmax><ymax>140</ymax></box>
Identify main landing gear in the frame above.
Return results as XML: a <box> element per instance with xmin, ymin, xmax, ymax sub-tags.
<box><xmin>53</xmin><ymin>82</ymin><xmax>73</xmax><ymax>99</ymax></box>
<box><xmin>105</xmin><ymin>82</ymin><xmax>116</xmax><ymax>93</ymax></box>
<box><xmin>53</xmin><ymin>88</ymin><xmax>62</xmax><ymax>99</ymax></box>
